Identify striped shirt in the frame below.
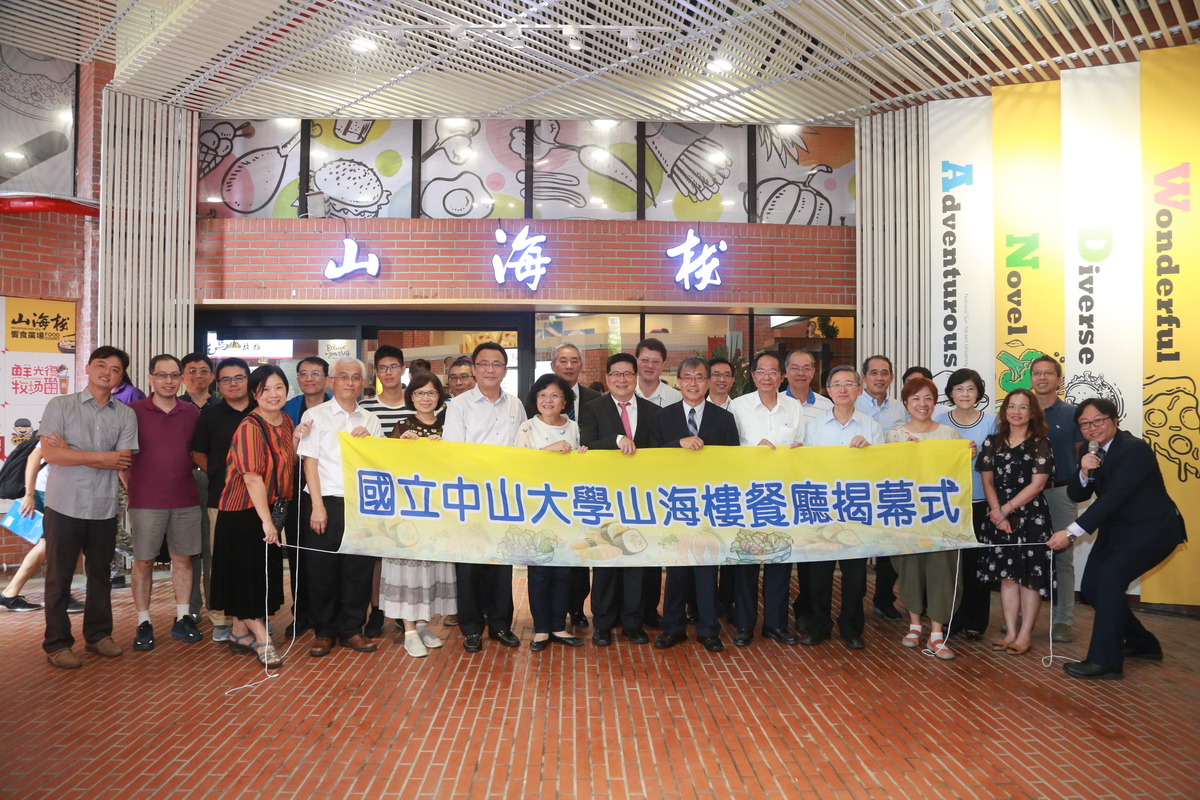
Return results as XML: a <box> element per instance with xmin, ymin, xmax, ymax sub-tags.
<box><xmin>359</xmin><ymin>395</ymin><xmax>413</xmax><ymax>436</ymax></box>
<box><xmin>219</xmin><ymin>412</ymin><xmax>296</xmax><ymax>511</ymax></box>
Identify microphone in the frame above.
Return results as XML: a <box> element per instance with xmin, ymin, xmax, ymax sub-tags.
<box><xmin>1087</xmin><ymin>440</ymin><xmax>1100</xmax><ymax>483</ymax></box>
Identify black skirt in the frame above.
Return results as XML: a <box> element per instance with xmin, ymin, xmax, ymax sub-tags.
<box><xmin>210</xmin><ymin>506</ymin><xmax>285</xmax><ymax>620</ymax></box>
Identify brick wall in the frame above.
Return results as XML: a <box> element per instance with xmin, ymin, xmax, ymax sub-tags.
<box><xmin>195</xmin><ymin>218</ymin><xmax>857</xmax><ymax>309</ymax></box>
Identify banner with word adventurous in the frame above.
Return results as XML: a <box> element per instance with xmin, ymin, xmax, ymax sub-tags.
<box><xmin>338</xmin><ymin>435</ymin><xmax>975</xmax><ymax>566</ymax></box>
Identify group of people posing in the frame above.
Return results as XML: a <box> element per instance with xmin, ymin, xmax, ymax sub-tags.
<box><xmin>11</xmin><ymin>336</ymin><xmax>1184</xmax><ymax>682</ymax></box>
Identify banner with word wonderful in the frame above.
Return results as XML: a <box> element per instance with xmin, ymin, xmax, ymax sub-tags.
<box><xmin>338</xmin><ymin>434</ymin><xmax>976</xmax><ymax>566</ymax></box>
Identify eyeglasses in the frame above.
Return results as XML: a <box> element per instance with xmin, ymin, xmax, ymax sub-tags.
<box><xmin>411</xmin><ymin>389</ymin><xmax>440</xmax><ymax>399</ymax></box>
<box><xmin>151</xmin><ymin>372</ymin><xmax>182</xmax><ymax>380</ymax></box>
<box><xmin>828</xmin><ymin>382</ymin><xmax>857</xmax><ymax>390</ymax></box>
<box><xmin>608</xmin><ymin>371</ymin><xmax>635</xmax><ymax>379</ymax></box>
<box><xmin>217</xmin><ymin>375</ymin><xmax>247</xmax><ymax>386</ymax></box>
<box><xmin>537</xmin><ymin>392</ymin><xmax>565</xmax><ymax>401</ymax></box>
<box><xmin>710</xmin><ymin>371</ymin><xmax>733</xmax><ymax>380</ymax></box>
<box><xmin>448</xmin><ymin>374</ymin><xmax>472</xmax><ymax>382</ymax></box>
<box><xmin>789</xmin><ymin>366</ymin><xmax>815</xmax><ymax>374</ymax></box>
<box><xmin>335</xmin><ymin>374</ymin><xmax>364</xmax><ymax>382</ymax></box>
<box><xmin>185</xmin><ymin>368</ymin><xmax>211</xmax><ymax>376</ymax></box>
<box><xmin>753</xmin><ymin>370</ymin><xmax>781</xmax><ymax>378</ymax></box>
<box><xmin>376</xmin><ymin>364</ymin><xmax>403</xmax><ymax>373</ymax></box>
<box><xmin>297</xmin><ymin>370</ymin><xmax>325</xmax><ymax>379</ymax></box>
<box><xmin>475</xmin><ymin>361</ymin><xmax>507</xmax><ymax>370</ymax></box>
<box><xmin>1079</xmin><ymin>416</ymin><xmax>1112</xmax><ymax>429</ymax></box>
<box><xmin>678</xmin><ymin>375</ymin><xmax>707</xmax><ymax>384</ymax></box>
<box><xmin>638</xmin><ymin>357</ymin><xmax>663</xmax><ymax>366</ymax></box>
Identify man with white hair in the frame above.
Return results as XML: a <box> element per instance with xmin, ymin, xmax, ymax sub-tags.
<box><xmin>297</xmin><ymin>356</ymin><xmax>383</xmax><ymax>658</ymax></box>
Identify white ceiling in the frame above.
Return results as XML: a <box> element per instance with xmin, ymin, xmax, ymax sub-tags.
<box><xmin>4</xmin><ymin>0</ymin><xmax>1197</xmax><ymax>124</ymax></box>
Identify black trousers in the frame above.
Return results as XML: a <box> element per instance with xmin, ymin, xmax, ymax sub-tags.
<box><xmin>42</xmin><ymin>508</ymin><xmax>117</xmax><ymax>654</ymax></box>
<box><xmin>455</xmin><ymin>563</ymin><xmax>513</xmax><ymax>637</ymax></box>
<box><xmin>643</xmin><ymin>567</ymin><xmax>662</xmax><ymax>619</ymax></box>
<box><xmin>664</xmin><ymin>566</ymin><xmax>719</xmax><ymax>636</ymax></box>
<box><xmin>591</xmin><ymin>566</ymin><xmax>649</xmax><ymax>631</ymax></box>
<box><xmin>734</xmin><ymin>562</ymin><xmax>790</xmax><ymax>631</ymax></box>
<box><xmin>718</xmin><ymin>565</ymin><xmax>736</xmax><ymax>611</ymax></box>
<box><xmin>299</xmin><ymin>495</ymin><xmax>374</xmax><ymax>640</ymax></box>
<box><xmin>954</xmin><ymin>502</ymin><xmax>994</xmax><ymax>635</ymax></box>
<box><xmin>792</xmin><ymin>562</ymin><xmax>813</xmax><ymax>628</ymax></box>
<box><xmin>808</xmin><ymin>558</ymin><xmax>868</xmax><ymax>639</ymax></box>
<box><xmin>873</xmin><ymin>555</ymin><xmax>898</xmax><ymax>607</ymax></box>
<box><xmin>1081</xmin><ymin>540</ymin><xmax>1178</xmax><ymax>669</ymax></box>
<box><xmin>568</xmin><ymin>566</ymin><xmax>590</xmax><ymax>616</ymax></box>
<box><xmin>283</xmin><ymin>487</ymin><xmax>307</xmax><ymax>626</ymax></box>
<box><xmin>528</xmin><ymin>565</ymin><xmax>570</xmax><ymax>634</ymax></box>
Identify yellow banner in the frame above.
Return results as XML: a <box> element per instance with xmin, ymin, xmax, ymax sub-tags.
<box><xmin>1140</xmin><ymin>44</ymin><xmax>1200</xmax><ymax>605</ymax></box>
<box><xmin>992</xmin><ymin>82</ymin><xmax>1064</xmax><ymax>398</ymax></box>
<box><xmin>4</xmin><ymin>297</ymin><xmax>76</xmax><ymax>354</ymax></box>
<box><xmin>338</xmin><ymin>434</ymin><xmax>975</xmax><ymax>566</ymax></box>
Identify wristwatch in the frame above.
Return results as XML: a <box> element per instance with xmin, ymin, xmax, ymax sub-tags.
<box><xmin>1066</xmin><ymin>532</ymin><xmax>1079</xmax><ymax>544</ymax></box>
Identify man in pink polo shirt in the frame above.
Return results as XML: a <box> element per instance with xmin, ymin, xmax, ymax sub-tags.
<box><xmin>124</xmin><ymin>354</ymin><xmax>203</xmax><ymax>651</ymax></box>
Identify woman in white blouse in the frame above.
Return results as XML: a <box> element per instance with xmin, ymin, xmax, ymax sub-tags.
<box><xmin>514</xmin><ymin>374</ymin><xmax>588</xmax><ymax>650</ymax></box>
<box><xmin>885</xmin><ymin>376</ymin><xmax>963</xmax><ymax>660</ymax></box>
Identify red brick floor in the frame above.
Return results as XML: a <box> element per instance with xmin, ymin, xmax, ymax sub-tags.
<box><xmin>2</xmin><ymin>570</ymin><xmax>1198</xmax><ymax>799</ymax></box>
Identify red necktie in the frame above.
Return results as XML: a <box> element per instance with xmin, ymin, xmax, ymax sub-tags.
<box><xmin>619</xmin><ymin>401</ymin><xmax>633</xmax><ymax>440</ymax></box>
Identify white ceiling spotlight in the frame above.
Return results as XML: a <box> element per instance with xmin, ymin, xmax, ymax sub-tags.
<box><xmin>385</xmin><ymin>29</ymin><xmax>409</xmax><ymax>49</ymax></box>
<box><xmin>562</xmin><ymin>25</ymin><xmax>584</xmax><ymax>51</ymax></box>
<box><xmin>935</xmin><ymin>0</ymin><xmax>955</xmax><ymax>28</ymax></box>
<box><xmin>504</xmin><ymin>23</ymin><xmax>525</xmax><ymax>49</ymax></box>
<box><xmin>350</xmin><ymin>37</ymin><xmax>377</xmax><ymax>53</ymax></box>
<box><xmin>983</xmin><ymin>0</ymin><xmax>1000</xmax><ymax>14</ymax></box>
<box><xmin>707</xmin><ymin>58</ymin><xmax>733</xmax><ymax>73</ymax></box>
<box><xmin>620</xmin><ymin>27</ymin><xmax>642</xmax><ymax>52</ymax></box>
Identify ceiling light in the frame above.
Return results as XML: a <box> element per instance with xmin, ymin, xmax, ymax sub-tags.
<box><xmin>620</xmin><ymin>27</ymin><xmax>642</xmax><ymax>52</ymax></box>
<box><xmin>777</xmin><ymin>123</ymin><xmax>799</xmax><ymax>134</ymax></box>
<box><xmin>4</xmin><ymin>151</ymin><xmax>25</xmax><ymax>159</ymax></box>
<box><xmin>939</xmin><ymin>10</ymin><xmax>954</xmax><ymax>26</ymax></box>
<box><xmin>568</xmin><ymin>37</ymin><xmax>584</xmax><ymax>51</ymax></box>
<box><xmin>983</xmin><ymin>0</ymin><xmax>1000</xmax><ymax>13</ymax></box>
<box><xmin>206</xmin><ymin>196</ymin><xmax>220</xmax><ymax>202</ymax></box>
<box><xmin>707</xmin><ymin>58</ymin><xmax>733</xmax><ymax>73</ymax></box>
<box><xmin>387</xmin><ymin>30</ymin><xmax>409</xmax><ymax>48</ymax></box>
<box><xmin>58</xmin><ymin>109</ymin><xmax>73</xmax><ymax>123</ymax></box>
<box><xmin>504</xmin><ymin>24</ymin><xmax>525</xmax><ymax>49</ymax></box>
<box><xmin>351</xmin><ymin>37</ymin><xmax>377</xmax><ymax>53</ymax></box>
<box><xmin>593</xmin><ymin>119</ymin><xmax>618</xmax><ymax>130</ymax></box>
<box><xmin>562</xmin><ymin>25</ymin><xmax>584</xmax><ymax>50</ymax></box>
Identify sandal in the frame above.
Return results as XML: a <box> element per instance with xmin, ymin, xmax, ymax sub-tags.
<box><xmin>929</xmin><ymin>634</ymin><xmax>955</xmax><ymax>660</ymax></box>
<box><xmin>901</xmin><ymin>626</ymin><xmax>922</xmax><ymax>648</ymax></box>
<box><xmin>1005</xmin><ymin>641</ymin><xmax>1032</xmax><ymax>656</ymax></box>
<box><xmin>229</xmin><ymin>632</ymin><xmax>256</xmax><ymax>655</ymax></box>
<box><xmin>254</xmin><ymin>641</ymin><xmax>283</xmax><ymax>668</ymax></box>
<box><xmin>991</xmin><ymin>639</ymin><xmax>1011</xmax><ymax>651</ymax></box>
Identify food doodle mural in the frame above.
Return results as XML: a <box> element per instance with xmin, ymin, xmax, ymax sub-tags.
<box><xmin>0</xmin><ymin>46</ymin><xmax>75</xmax><ymax>194</ymax></box>
<box><xmin>198</xmin><ymin>118</ymin><xmax>301</xmax><ymax>219</ymax></box>
<box><xmin>310</xmin><ymin>118</ymin><xmax>411</xmax><ymax>218</ymax></box>
<box><xmin>422</xmin><ymin>118</ymin><xmax>521</xmax><ymax>220</ymax></box>
<box><xmin>0</xmin><ymin>297</ymin><xmax>75</xmax><ymax>472</ymax></box>
<box><xmin>520</xmin><ymin>120</ymin><xmax>642</xmax><ymax>220</ymax></box>
<box><xmin>644</xmin><ymin>123</ymin><xmax>747</xmax><ymax>223</ymax></box>
<box><xmin>754</xmin><ymin>125</ymin><xmax>856</xmax><ymax>226</ymax></box>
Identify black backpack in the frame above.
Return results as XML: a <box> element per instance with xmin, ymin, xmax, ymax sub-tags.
<box><xmin>0</xmin><ymin>432</ymin><xmax>39</xmax><ymax>500</ymax></box>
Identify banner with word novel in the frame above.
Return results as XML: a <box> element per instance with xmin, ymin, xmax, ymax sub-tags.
<box><xmin>338</xmin><ymin>435</ymin><xmax>975</xmax><ymax>566</ymax></box>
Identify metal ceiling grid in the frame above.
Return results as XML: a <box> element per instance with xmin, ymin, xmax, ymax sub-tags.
<box><xmin>1</xmin><ymin>0</ymin><xmax>1196</xmax><ymax>124</ymax></box>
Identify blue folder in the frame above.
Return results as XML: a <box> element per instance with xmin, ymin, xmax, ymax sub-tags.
<box><xmin>1</xmin><ymin>505</ymin><xmax>43</xmax><ymax>544</ymax></box>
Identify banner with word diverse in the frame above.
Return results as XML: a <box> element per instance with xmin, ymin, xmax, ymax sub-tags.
<box><xmin>338</xmin><ymin>435</ymin><xmax>975</xmax><ymax>566</ymax></box>
<box><xmin>922</xmin><ymin>42</ymin><xmax>1200</xmax><ymax>604</ymax></box>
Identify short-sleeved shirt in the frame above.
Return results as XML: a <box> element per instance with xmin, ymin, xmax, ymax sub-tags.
<box><xmin>785</xmin><ymin>385</ymin><xmax>834</xmax><ymax>425</ymax></box>
<box><xmin>855</xmin><ymin>393</ymin><xmax>909</xmax><ymax>433</ymax></box>
<box><xmin>1041</xmin><ymin>398</ymin><xmax>1083</xmax><ymax>481</ymax></box>
<box><xmin>730</xmin><ymin>391</ymin><xmax>805</xmax><ymax>447</ymax></box>
<box><xmin>191</xmin><ymin>400</ymin><xmax>254</xmax><ymax>506</ymax></box>
<box><xmin>297</xmin><ymin>399</ymin><xmax>385</xmax><ymax>498</ymax></box>
<box><xmin>126</xmin><ymin>396</ymin><xmax>201</xmax><ymax>509</ymax></box>
<box><xmin>934</xmin><ymin>408</ymin><xmax>997</xmax><ymax>501</ymax></box>
<box><xmin>41</xmin><ymin>390</ymin><xmax>139</xmax><ymax>520</ymax></box>
<box><xmin>637</xmin><ymin>381</ymin><xmax>683</xmax><ymax>408</ymax></box>
<box><xmin>803</xmin><ymin>409</ymin><xmax>884</xmax><ymax>447</ymax></box>
<box><xmin>359</xmin><ymin>395</ymin><xmax>416</xmax><ymax>436</ymax></box>
<box><xmin>442</xmin><ymin>386</ymin><xmax>527</xmax><ymax>446</ymax></box>
<box><xmin>219</xmin><ymin>412</ymin><xmax>296</xmax><ymax>511</ymax></box>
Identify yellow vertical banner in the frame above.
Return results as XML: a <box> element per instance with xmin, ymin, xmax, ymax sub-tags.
<box><xmin>1140</xmin><ymin>44</ymin><xmax>1200</xmax><ymax>606</ymax></box>
<box><xmin>992</xmin><ymin>83</ymin><xmax>1064</xmax><ymax>399</ymax></box>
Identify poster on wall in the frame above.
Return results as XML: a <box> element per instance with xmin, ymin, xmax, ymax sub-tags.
<box><xmin>0</xmin><ymin>45</ymin><xmax>75</xmax><ymax>194</ymax></box>
<box><xmin>754</xmin><ymin>125</ymin><xmax>856</xmax><ymax>227</ymax></box>
<box><xmin>0</xmin><ymin>297</ymin><xmax>77</xmax><ymax>516</ymax></box>
<box><xmin>196</xmin><ymin>118</ymin><xmax>302</xmax><ymax>219</ymax></box>
<box><xmin>309</xmin><ymin>119</ymin><xmax>413</xmax><ymax>219</ymax></box>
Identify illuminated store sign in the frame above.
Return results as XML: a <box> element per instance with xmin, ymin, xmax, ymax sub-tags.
<box><xmin>667</xmin><ymin>228</ymin><xmax>727</xmax><ymax>291</ymax></box>
<box><xmin>324</xmin><ymin>238</ymin><xmax>380</xmax><ymax>280</ymax></box>
<box><xmin>492</xmin><ymin>225</ymin><xmax>550</xmax><ymax>291</ymax></box>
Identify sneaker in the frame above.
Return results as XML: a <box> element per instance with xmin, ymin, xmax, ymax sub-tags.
<box><xmin>0</xmin><ymin>594</ymin><xmax>41</xmax><ymax>612</ymax></box>
<box><xmin>211</xmin><ymin>624</ymin><xmax>233</xmax><ymax>643</ymax></box>
<box><xmin>364</xmin><ymin>607</ymin><xmax>384</xmax><ymax>638</ymax></box>
<box><xmin>133</xmin><ymin>621</ymin><xmax>155</xmax><ymax>651</ymax></box>
<box><xmin>416</xmin><ymin>627</ymin><xmax>443</xmax><ymax>649</ymax></box>
<box><xmin>172</xmin><ymin>616</ymin><xmax>203</xmax><ymax>643</ymax></box>
<box><xmin>403</xmin><ymin>634</ymin><xmax>429</xmax><ymax>658</ymax></box>
<box><xmin>67</xmin><ymin>597</ymin><xmax>85</xmax><ymax>614</ymax></box>
<box><xmin>1051</xmin><ymin>623</ymin><xmax>1073</xmax><ymax>643</ymax></box>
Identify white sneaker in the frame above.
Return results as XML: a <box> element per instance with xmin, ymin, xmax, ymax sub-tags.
<box><xmin>211</xmin><ymin>625</ymin><xmax>233</xmax><ymax>643</ymax></box>
<box><xmin>403</xmin><ymin>634</ymin><xmax>428</xmax><ymax>658</ymax></box>
<box><xmin>417</xmin><ymin>628</ymin><xmax>443</xmax><ymax>649</ymax></box>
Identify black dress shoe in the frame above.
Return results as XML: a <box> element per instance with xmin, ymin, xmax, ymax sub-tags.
<box><xmin>624</xmin><ymin>627</ymin><xmax>650</xmax><ymax>644</ymax></box>
<box><xmin>643</xmin><ymin>613</ymin><xmax>664</xmax><ymax>629</ymax></box>
<box><xmin>762</xmin><ymin>626</ymin><xmax>799</xmax><ymax>645</ymax></box>
<box><xmin>530</xmin><ymin>637</ymin><xmax>550</xmax><ymax>652</ymax></box>
<box><xmin>489</xmin><ymin>629</ymin><xmax>520</xmax><ymax>647</ymax></box>
<box><xmin>801</xmin><ymin>631</ymin><xmax>829</xmax><ymax>646</ymax></box>
<box><xmin>844</xmin><ymin>635</ymin><xmax>866</xmax><ymax>650</ymax></box>
<box><xmin>592</xmin><ymin>629</ymin><xmax>613</xmax><ymax>646</ymax></box>
<box><xmin>463</xmin><ymin>634</ymin><xmax>483</xmax><ymax>652</ymax></box>
<box><xmin>701</xmin><ymin>635</ymin><xmax>724</xmax><ymax>653</ymax></box>
<box><xmin>1064</xmin><ymin>661</ymin><xmax>1124</xmax><ymax>680</ymax></box>
<box><xmin>1123</xmin><ymin>647</ymin><xmax>1164</xmax><ymax>661</ymax></box>
<box><xmin>794</xmin><ymin>614</ymin><xmax>812</xmax><ymax>634</ymax></box>
<box><xmin>570</xmin><ymin>612</ymin><xmax>589</xmax><ymax>628</ymax></box>
<box><xmin>550</xmin><ymin>633</ymin><xmax>584</xmax><ymax>647</ymax></box>
<box><xmin>654</xmin><ymin>632</ymin><xmax>688</xmax><ymax>649</ymax></box>
<box><xmin>733</xmin><ymin>628</ymin><xmax>753</xmax><ymax>647</ymax></box>
<box><xmin>363</xmin><ymin>607</ymin><xmax>384</xmax><ymax>639</ymax></box>
<box><xmin>873</xmin><ymin>603</ymin><xmax>903</xmax><ymax>622</ymax></box>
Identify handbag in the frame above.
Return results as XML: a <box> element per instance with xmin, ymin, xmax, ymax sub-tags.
<box><xmin>246</xmin><ymin>414</ymin><xmax>290</xmax><ymax>531</ymax></box>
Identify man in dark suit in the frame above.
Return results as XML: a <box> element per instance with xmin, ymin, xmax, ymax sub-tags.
<box><xmin>551</xmin><ymin>342</ymin><xmax>601</xmax><ymax>628</ymax></box>
<box><xmin>648</xmin><ymin>357</ymin><xmax>739</xmax><ymax>653</ymax></box>
<box><xmin>1048</xmin><ymin>398</ymin><xmax>1187</xmax><ymax>680</ymax></box>
<box><xmin>579</xmin><ymin>352</ymin><xmax>659</xmax><ymax>646</ymax></box>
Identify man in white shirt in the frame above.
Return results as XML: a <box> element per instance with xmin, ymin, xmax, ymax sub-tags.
<box><xmin>729</xmin><ymin>351</ymin><xmax>803</xmax><ymax>648</ymax></box>
<box><xmin>802</xmin><ymin>365</ymin><xmax>884</xmax><ymax>651</ymax></box>
<box><xmin>549</xmin><ymin>341</ymin><xmax>600</xmax><ymax>627</ymax></box>
<box><xmin>442</xmin><ymin>342</ymin><xmax>527</xmax><ymax>653</ymax></box>
<box><xmin>707</xmin><ymin>357</ymin><xmax>736</xmax><ymax>411</ymax></box>
<box><xmin>297</xmin><ymin>357</ymin><xmax>384</xmax><ymax>658</ymax></box>
<box><xmin>634</xmin><ymin>337</ymin><xmax>683</xmax><ymax>409</ymax></box>
<box><xmin>853</xmin><ymin>354</ymin><xmax>906</xmax><ymax>622</ymax></box>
